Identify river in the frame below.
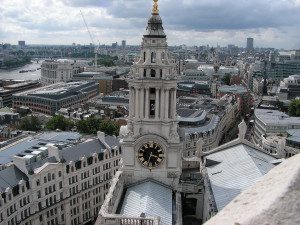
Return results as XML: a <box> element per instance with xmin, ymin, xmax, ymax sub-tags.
<box><xmin>0</xmin><ymin>61</ymin><xmax>42</xmax><ymax>81</ymax></box>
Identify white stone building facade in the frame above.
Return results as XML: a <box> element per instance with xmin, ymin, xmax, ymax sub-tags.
<box><xmin>41</xmin><ymin>60</ymin><xmax>84</xmax><ymax>85</ymax></box>
<box><xmin>0</xmin><ymin>132</ymin><xmax>121</xmax><ymax>225</ymax></box>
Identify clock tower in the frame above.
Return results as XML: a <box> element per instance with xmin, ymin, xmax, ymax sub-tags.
<box><xmin>120</xmin><ymin>0</ymin><xmax>183</xmax><ymax>187</ymax></box>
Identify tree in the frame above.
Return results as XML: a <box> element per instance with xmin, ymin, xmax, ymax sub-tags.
<box><xmin>19</xmin><ymin>115</ymin><xmax>42</xmax><ymax>131</ymax></box>
<box><xmin>45</xmin><ymin>115</ymin><xmax>74</xmax><ymax>131</ymax></box>
<box><xmin>289</xmin><ymin>99</ymin><xmax>300</xmax><ymax>117</ymax></box>
<box><xmin>222</xmin><ymin>73</ymin><xmax>232</xmax><ymax>85</ymax></box>
<box><xmin>76</xmin><ymin>116</ymin><xmax>119</xmax><ymax>136</ymax></box>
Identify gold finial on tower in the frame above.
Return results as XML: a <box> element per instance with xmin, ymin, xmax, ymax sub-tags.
<box><xmin>152</xmin><ymin>0</ymin><xmax>159</xmax><ymax>15</ymax></box>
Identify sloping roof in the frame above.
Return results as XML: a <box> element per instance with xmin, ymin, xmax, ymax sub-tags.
<box><xmin>205</xmin><ymin>144</ymin><xmax>276</xmax><ymax>211</ymax></box>
<box><xmin>61</xmin><ymin>139</ymin><xmax>106</xmax><ymax>162</ymax></box>
<box><xmin>0</xmin><ymin>165</ymin><xmax>28</xmax><ymax>192</ymax></box>
<box><xmin>104</xmin><ymin>135</ymin><xmax>120</xmax><ymax>149</ymax></box>
<box><xmin>120</xmin><ymin>180</ymin><xmax>173</xmax><ymax>225</ymax></box>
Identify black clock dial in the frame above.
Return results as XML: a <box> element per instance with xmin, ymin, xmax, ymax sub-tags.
<box><xmin>138</xmin><ymin>141</ymin><xmax>164</xmax><ymax>169</ymax></box>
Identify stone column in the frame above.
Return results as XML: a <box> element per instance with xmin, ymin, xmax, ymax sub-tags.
<box><xmin>129</xmin><ymin>87</ymin><xmax>133</xmax><ymax>118</ymax></box>
<box><xmin>160</xmin><ymin>89</ymin><xmax>165</xmax><ymax>119</ymax></box>
<box><xmin>135</xmin><ymin>88</ymin><xmax>139</xmax><ymax>119</ymax></box>
<box><xmin>140</xmin><ymin>88</ymin><xmax>145</xmax><ymax>119</ymax></box>
<box><xmin>164</xmin><ymin>89</ymin><xmax>169</xmax><ymax>119</ymax></box>
<box><xmin>155</xmin><ymin>88</ymin><xmax>160</xmax><ymax>119</ymax></box>
<box><xmin>172</xmin><ymin>89</ymin><xmax>177</xmax><ymax>119</ymax></box>
<box><xmin>145</xmin><ymin>88</ymin><xmax>149</xmax><ymax>119</ymax></box>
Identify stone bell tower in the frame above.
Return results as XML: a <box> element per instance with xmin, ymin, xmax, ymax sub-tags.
<box><xmin>120</xmin><ymin>0</ymin><xmax>183</xmax><ymax>187</ymax></box>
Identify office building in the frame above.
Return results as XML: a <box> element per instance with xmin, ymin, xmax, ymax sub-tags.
<box><xmin>12</xmin><ymin>81</ymin><xmax>98</xmax><ymax>115</ymax></box>
<box><xmin>41</xmin><ymin>59</ymin><xmax>84</xmax><ymax>85</ymax></box>
<box><xmin>0</xmin><ymin>81</ymin><xmax>41</xmax><ymax>107</ymax></box>
<box><xmin>246</xmin><ymin>37</ymin><xmax>254</xmax><ymax>51</ymax></box>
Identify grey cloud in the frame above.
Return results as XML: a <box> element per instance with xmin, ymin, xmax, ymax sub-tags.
<box><xmin>107</xmin><ymin>0</ymin><xmax>300</xmax><ymax>30</ymax></box>
<box><xmin>61</xmin><ymin>0</ymin><xmax>111</xmax><ymax>8</ymax></box>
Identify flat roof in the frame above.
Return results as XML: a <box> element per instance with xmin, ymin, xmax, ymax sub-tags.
<box><xmin>255</xmin><ymin>109</ymin><xmax>300</xmax><ymax>125</ymax></box>
<box><xmin>0</xmin><ymin>132</ymin><xmax>81</xmax><ymax>165</ymax></box>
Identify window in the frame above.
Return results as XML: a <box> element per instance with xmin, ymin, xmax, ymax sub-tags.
<box><xmin>36</xmin><ymin>179</ymin><xmax>40</xmax><ymax>186</ymax></box>
<box><xmin>143</xmin><ymin>52</ymin><xmax>146</xmax><ymax>62</ymax></box>
<box><xmin>151</xmin><ymin>52</ymin><xmax>156</xmax><ymax>63</ymax></box>
<box><xmin>58</xmin><ymin>171</ymin><xmax>62</xmax><ymax>177</ymax></box>
<box><xmin>143</xmin><ymin>69</ymin><xmax>147</xmax><ymax>77</ymax></box>
<box><xmin>151</xmin><ymin>69</ymin><xmax>156</xmax><ymax>77</ymax></box>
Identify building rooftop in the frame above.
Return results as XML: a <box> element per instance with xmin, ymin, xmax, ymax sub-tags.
<box><xmin>61</xmin><ymin>139</ymin><xmax>106</xmax><ymax>163</ymax></box>
<box><xmin>287</xmin><ymin>129</ymin><xmax>300</xmax><ymax>143</ymax></box>
<box><xmin>218</xmin><ymin>85</ymin><xmax>248</xmax><ymax>94</ymax></box>
<box><xmin>185</xmin><ymin>115</ymin><xmax>219</xmax><ymax>134</ymax></box>
<box><xmin>205</xmin><ymin>143</ymin><xmax>276</xmax><ymax>211</ymax></box>
<box><xmin>254</xmin><ymin>109</ymin><xmax>300</xmax><ymax>125</ymax></box>
<box><xmin>0</xmin><ymin>132</ymin><xmax>81</xmax><ymax>165</ymax></box>
<box><xmin>120</xmin><ymin>180</ymin><xmax>173</xmax><ymax>225</ymax></box>
<box><xmin>0</xmin><ymin>165</ymin><xmax>28</xmax><ymax>192</ymax></box>
<box><xmin>14</xmin><ymin>81</ymin><xmax>97</xmax><ymax>101</ymax></box>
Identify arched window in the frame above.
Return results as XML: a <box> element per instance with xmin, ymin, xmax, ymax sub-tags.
<box><xmin>161</xmin><ymin>52</ymin><xmax>165</xmax><ymax>61</ymax></box>
<box><xmin>151</xmin><ymin>69</ymin><xmax>156</xmax><ymax>77</ymax></box>
<box><xmin>151</xmin><ymin>52</ymin><xmax>156</xmax><ymax>63</ymax></box>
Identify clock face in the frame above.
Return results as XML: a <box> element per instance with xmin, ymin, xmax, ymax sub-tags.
<box><xmin>138</xmin><ymin>141</ymin><xmax>164</xmax><ymax>169</ymax></box>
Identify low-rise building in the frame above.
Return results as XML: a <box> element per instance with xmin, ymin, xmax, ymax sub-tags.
<box><xmin>0</xmin><ymin>81</ymin><xmax>41</xmax><ymax>107</ymax></box>
<box><xmin>12</xmin><ymin>81</ymin><xmax>99</xmax><ymax>115</ymax></box>
<box><xmin>277</xmin><ymin>75</ymin><xmax>300</xmax><ymax>100</ymax></box>
<box><xmin>0</xmin><ymin>131</ymin><xmax>121</xmax><ymax>225</ymax></box>
<box><xmin>253</xmin><ymin>109</ymin><xmax>300</xmax><ymax>148</ymax></box>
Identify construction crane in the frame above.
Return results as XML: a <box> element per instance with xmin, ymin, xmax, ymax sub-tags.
<box><xmin>80</xmin><ymin>10</ymin><xmax>99</xmax><ymax>72</ymax></box>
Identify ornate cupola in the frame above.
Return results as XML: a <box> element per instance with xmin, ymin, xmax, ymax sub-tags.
<box><xmin>144</xmin><ymin>0</ymin><xmax>166</xmax><ymax>38</ymax></box>
<box><xmin>125</xmin><ymin>0</ymin><xmax>179</xmax><ymax>141</ymax></box>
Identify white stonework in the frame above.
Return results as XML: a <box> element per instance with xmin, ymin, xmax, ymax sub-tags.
<box><xmin>121</xmin><ymin>6</ymin><xmax>183</xmax><ymax>187</ymax></box>
<box><xmin>0</xmin><ymin>133</ymin><xmax>121</xmax><ymax>225</ymax></box>
<box><xmin>41</xmin><ymin>59</ymin><xmax>84</xmax><ymax>85</ymax></box>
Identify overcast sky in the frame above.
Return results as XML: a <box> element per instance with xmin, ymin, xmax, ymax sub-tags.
<box><xmin>0</xmin><ymin>0</ymin><xmax>300</xmax><ymax>49</ymax></box>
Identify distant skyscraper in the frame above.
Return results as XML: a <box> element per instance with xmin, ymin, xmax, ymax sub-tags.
<box><xmin>112</xmin><ymin>42</ymin><xmax>118</xmax><ymax>48</ymax></box>
<box><xmin>18</xmin><ymin>41</ymin><xmax>25</xmax><ymax>48</ymax></box>
<box><xmin>247</xmin><ymin>38</ymin><xmax>254</xmax><ymax>51</ymax></box>
<box><xmin>122</xmin><ymin>40</ymin><xmax>126</xmax><ymax>49</ymax></box>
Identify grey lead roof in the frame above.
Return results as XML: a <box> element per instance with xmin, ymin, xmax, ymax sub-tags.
<box><xmin>0</xmin><ymin>165</ymin><xmax>28</xmax><ymax>192</ymax></box>
<box><xmin>105</xmin><ymin>135</ymin><xmax>120</xmax><ymax>149</ymax></box>
<box><xmin>120</xmin><ymin>180</ymin><xmax>172</xmax><ymax>225</ymax></box>
<box><xmin>205</xmin><ymin>144</ymin><xmax>276</xmax><ymax>211</ymax></box>
<box><xmin>0</xmin><ymin>132</ymin><xmax>82</xmax><ymax>165</ymax></box>
<box><xmin>61</xmin><ymin>139</ymin><xmax>106</xmax><ymax>162</ymax></box>
<box><xmin>185</xmin><ymin>115</ymin><xmax>220</xmax><ymax>134</ymax></box>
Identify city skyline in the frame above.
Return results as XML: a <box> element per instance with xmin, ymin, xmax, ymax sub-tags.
<box><xmin>0</xmin><ymin>0</ymin><xmax>300</xmax><ymax>49</ymax></box>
